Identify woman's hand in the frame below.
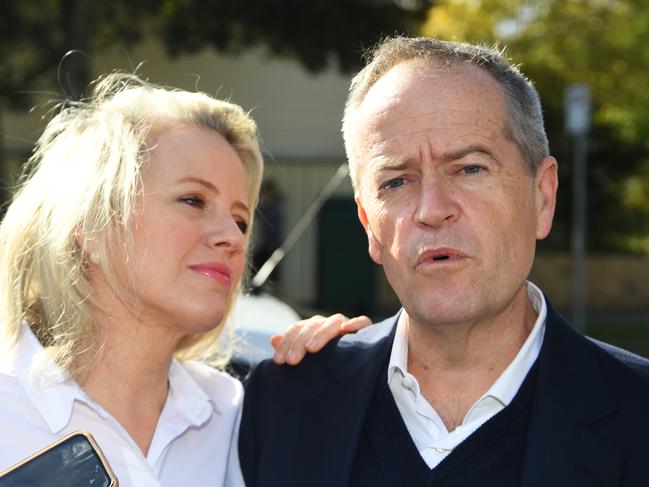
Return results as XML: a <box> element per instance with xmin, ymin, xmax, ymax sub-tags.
<box><xmin>270</xmin><ymin>314</ymin><xmax>372</xmax><ymax>365</ymax></box>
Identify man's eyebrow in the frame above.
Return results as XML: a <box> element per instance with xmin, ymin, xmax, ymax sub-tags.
<box><xmin>176</xmin><ymin>175</ymin><xmax>250</xmax><ymax>215</ymax></box>
<box><xmin>372</xmin><ymin>158</ymin><xmax>409</xmax><ymax>172</ymax></box>
<box><xmin>439</xmin><ymin>144</ymin><xmax>500</xmax><ymax>165</ymax></box>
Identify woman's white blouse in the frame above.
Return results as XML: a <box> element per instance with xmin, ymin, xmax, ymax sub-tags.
<box><xmin>0</xmin><ymin>325</ymin><xmax>243</xmax><ymax>487</ymax></box>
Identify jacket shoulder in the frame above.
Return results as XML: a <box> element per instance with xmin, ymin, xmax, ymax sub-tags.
<box><xmin>248</xmin><ymin>313</ymin><xmax>398</xmax><ymax>390</ymax></box>
<box><xmin>246</xmin><ymin>315</ymin><xmax>398</xmax><ymax>397</ymax></box>
<box><xmin>544</xmin><ymin>299</ymin><xmax>649</xmax><ymax>386</ymax></box>
<box><xmin>589</xmin><ymin>337</ymin><xmax>649</xmax><ymax>382</ymax></box>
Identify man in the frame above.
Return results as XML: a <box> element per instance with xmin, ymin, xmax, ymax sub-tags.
<box><xmin>238</xmin><ymin>37</ymin><xmax>649</xmax><ymax>486</ymax></box>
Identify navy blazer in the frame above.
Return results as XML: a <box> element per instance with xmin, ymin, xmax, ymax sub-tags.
<box><xmin>239</xmin><ymin>303</ymin><xmax>649</xmax><ymax>486</ymax></box>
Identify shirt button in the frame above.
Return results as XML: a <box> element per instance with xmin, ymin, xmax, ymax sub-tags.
<box><xmin>401</xmin><ymin>377</ymin><xmax>415</xmax><ymax>391</ymax></box>
<box><xmin>426</xmin><ymin>446</ymin><xmax>453</xmax><ymax>453</ymax></box>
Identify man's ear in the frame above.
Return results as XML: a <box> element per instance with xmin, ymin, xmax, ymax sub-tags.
<box><xmin>535</xmin><ymin>156</ymin><xmax>559</xmax><ymax>240</ymax></box>
<box><xmin>355</xmin><ymin>194</ymin><xmax>382</xmax><ymax>265</ymax></box>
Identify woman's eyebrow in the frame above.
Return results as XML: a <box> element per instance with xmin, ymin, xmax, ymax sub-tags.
<box><xmin>176</xmin><ymin>176</ymin><xmax>218</xmax><ymax>192</ymax></box>
<box><xmin>176</xmin><ymin>175</ymin><xmax>250</xmax><ymax>216</ymax></box>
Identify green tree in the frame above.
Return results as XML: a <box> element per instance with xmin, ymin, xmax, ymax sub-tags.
<box><xmin>2</xmin><ymin>0</ymin><xmax>432</xmax><ymax>105</ymax></box>
<box><xmin>158</xmin><ymin>0</ymin><xmax>432</xmax><ymax>72</ymax></box>
<box><xmin>423</xmin><ymin>0</ymin><xmax>649</xmax><ymax>254</ymax></box>
<box><xmin>0</xmin><ymin>0</ymin><xmax>158</xmax><ymax>201</ymax></box>
<box><xmin>1</xmin><ymin>0</ymin><xmax>157</xmax><ymax>104</ymax></box>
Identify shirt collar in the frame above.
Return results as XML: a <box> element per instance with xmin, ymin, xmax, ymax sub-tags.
<box><xmin>12</xmin><ymin>324</ymin><xmax>219</xmax><ymax>436</ymax></box>
<box><xmin>166</xmin><ymin>359</ymin><xmax>220</xmax><ymax>428</ymax></box>
<box><xmin>387</xmin><ymin>281</ymin><xmax>547</xmax><ymax>407</ymax></box>
<box><xmin>13</xmin><ymin>324</ymin><xmax>82</xmax><ymax>434</ymax></box>
<box><xmin>387</xmin><ymin>312</ymin><xmax>413</xmax><ymax>388</ymax></box>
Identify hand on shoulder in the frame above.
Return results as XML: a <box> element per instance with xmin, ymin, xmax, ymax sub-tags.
<box><xmin>270</xmin><ymin>314</ymin><xmax>372</xmax><ymax>365</ymax></box>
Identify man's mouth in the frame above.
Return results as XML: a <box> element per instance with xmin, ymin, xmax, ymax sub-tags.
<box><xmin>416</xmin><ymin>248</ymin><xmax>467</xmax><ymax>266</ymax></box>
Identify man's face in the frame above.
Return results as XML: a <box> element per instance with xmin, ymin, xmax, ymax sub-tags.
<box><xmin>353</xmin><ymin>61</ymin><xmax>557</xmax><ymax>328</ymax></box>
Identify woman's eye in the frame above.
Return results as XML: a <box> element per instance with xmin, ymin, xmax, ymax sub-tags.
<box><xmin>236</xmin><ymin>219</ymin><xmax>249</xmax><ymax>235</ymax></box>
<box><xmin>180</xmin><ymin>195</ymin><xmax>205</xmax><ymax>208</ymax></box>
<box><xmin>462</xmin><ymin>165</ymin><xmax>482</xmax><ymax>174</ymax></box>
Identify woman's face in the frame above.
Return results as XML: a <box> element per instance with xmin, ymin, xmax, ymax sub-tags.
<box><xmin>113</xmin><ymin>125</ymin><xmax>250</xmax><ymax>339</ymax></box>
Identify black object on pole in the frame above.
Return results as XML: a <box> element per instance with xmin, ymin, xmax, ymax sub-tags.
<box><xmin>565</xmin><ymin>84</ymin><xmax>591</xmax><ymax>331</ymax></box>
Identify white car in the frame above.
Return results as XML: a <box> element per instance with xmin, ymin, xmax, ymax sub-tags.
<box><xmin>225</xmin><ymin>292</ymin><xmax>301</xmax><ymax>375</ymax></box>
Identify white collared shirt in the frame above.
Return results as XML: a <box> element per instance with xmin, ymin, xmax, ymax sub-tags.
<box><xmin>388</xmin><ymin>281</ymin><xmax>547</xmax><ymax>469</ymax></box>
<box><xmin>0</xmin><ymin>324</ymin><xmax>243</xmax><ymax>487</ymax></box>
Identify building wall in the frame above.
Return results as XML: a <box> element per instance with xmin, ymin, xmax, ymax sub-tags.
<box><xmin>3</xmin><ymin>40</ymin><xmax>351</xmax><ymax>161</ymax></box>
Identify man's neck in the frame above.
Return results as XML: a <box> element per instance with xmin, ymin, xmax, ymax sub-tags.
<box><xmin>405</xmin><ymin>285</ymin><xmax>538</xmax><ymax>431</ymax></box>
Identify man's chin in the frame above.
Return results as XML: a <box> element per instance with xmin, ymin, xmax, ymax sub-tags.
<box><xmin>402</xmin><ymin>294</ymin><xmax>486</xmax><ymax>329</ymax></box>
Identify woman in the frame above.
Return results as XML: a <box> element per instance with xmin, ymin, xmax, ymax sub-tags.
<box><xmin>0</xmin><ymin>73</ymin><xmax>366</xmax><ymax>486</ymax></box>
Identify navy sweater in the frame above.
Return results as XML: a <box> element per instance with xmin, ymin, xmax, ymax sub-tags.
<box><xmin>349</xmin><ymin>360</ymin><xmax>539</xmax><ymax>486</ymax></box>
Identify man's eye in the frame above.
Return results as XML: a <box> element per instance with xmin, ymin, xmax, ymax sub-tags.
<box><xmin>236</xmin><ymin>219</ymin><xmax>249</xmax><ymax>234</ymax></box>
<box><xmin>181</xmin><ymin>196</ymin><xmax>205</xmax><ymax>208</ymax></box>
<box><xmin>380</xmin><ymin>177</ymin><xmax>405</xmax><ymax>192</ymax></box>
<box><xmin>463</xmin><ymin>165</ymin><xmax>482</xmax><ymax>174</ymax></box>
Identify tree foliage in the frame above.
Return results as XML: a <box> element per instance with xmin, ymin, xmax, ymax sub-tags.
<box><xmin>0</xmin><ymin>0</ymin><xmax>157</xmax><ymax>107</ymax></box>
<box><xmin>157</xmin><ymin>0</ymin><xmax>433</xmax><ymax>72</ymax></box>
<box><xmin>1</xmin><ymin>0</ymin><xmax>432</xmax><ymax>109</ymax></box>
<box><xmin>423</xmin><ymin>0</ymin><xmax>649</xmax><ymax>254</ymax></box>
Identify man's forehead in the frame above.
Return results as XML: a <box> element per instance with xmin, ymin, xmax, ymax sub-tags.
<box><xmin>350</xmin><ymin>60</ymin><xmax>520</xmax><ymax>190</ymax></box>
<box><xmin>354</xmin><ymin>61</ymin><xmax>507</xmax><ymax>150</ymax></box>
<box><xmin>360</xmin><ymin>60</ymin><xmax>504</xmax><ymax>114</ymax></box>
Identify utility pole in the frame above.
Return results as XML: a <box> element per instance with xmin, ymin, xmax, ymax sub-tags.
<box><xmin>565</xmin><ymin>84</ymin><xmax>591</xmax><ymax>331</ymax></box>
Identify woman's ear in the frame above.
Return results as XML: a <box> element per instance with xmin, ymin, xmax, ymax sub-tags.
<box><xmin>75</xmin><ymin>232</ymin><xmax>100</xmax><ymax>264</ymax></box>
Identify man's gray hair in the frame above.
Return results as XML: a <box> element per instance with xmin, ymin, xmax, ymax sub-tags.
<box><xmin>342</xmin><ymin>36</ymin><xmax>550</xmax><ymax>191</ymax></box>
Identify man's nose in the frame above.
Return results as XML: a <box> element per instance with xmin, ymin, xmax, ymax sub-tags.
<box><xmin>414</xmin><ymin>179</ymin><xmax>460</xmax><ymax>228</ymax></box>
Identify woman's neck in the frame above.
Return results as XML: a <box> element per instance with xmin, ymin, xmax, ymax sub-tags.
<box><xmin>80</xmin><ymin>308</ymin><xmax>182</xmax><ymax>456</ymax></box>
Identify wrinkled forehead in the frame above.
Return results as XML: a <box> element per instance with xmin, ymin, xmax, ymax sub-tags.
<box><xmin>358</xmin><ymin>60</ymin><xmax>507</xmax><ymax>131</ymax></box>
<box><xmin>352</xmin><ymin>61</ymin><xmax>509</xmax><ymax>166</ymax></box>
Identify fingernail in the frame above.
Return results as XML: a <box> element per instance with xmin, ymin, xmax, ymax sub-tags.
<box><xmin>306</xmin><ymin>338</ymin><xmax>318</xmax><ymax>350</ymax></box>
<box><xmin>287</xmin><ymin>351</ymin><xmax>297</xmax><ymax>363</ymax></box>
<box><xmin>274</xmin><ymin>351</ymin><xmax>285</xmax><ymax>363</ymax></box>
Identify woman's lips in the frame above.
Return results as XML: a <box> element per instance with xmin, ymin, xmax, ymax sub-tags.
<box><xmin>189</xmin><ymin>262</ymin><xmax>231</xmax><ymax>285</ymax></box>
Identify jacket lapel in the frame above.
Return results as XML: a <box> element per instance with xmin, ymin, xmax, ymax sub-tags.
<box><xmin>521</xmin><ymin>304</ymin><xmax>626</xmax><ymax>486</ymax></box>
<box><xmin>290</xmin><ymin>315</ymin><xmax>398</xmax><ymax>487</ymax></box>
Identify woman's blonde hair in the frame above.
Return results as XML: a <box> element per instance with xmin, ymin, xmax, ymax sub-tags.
<box><xmin>0</xmin><ymin>72</ymin><xmax>264</xmax><ymax>377</ymax></box>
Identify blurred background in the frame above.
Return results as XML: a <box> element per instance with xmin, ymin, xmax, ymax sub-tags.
<box><xmin>2</xmin><ymin>0</ymin><xmax>648</xmax><ymax>358</ymax></box>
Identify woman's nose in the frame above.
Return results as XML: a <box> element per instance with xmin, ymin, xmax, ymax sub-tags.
<box><xmin>206</xmin><ymin>214</ymin><xmax>246</xmax><ymax>252</ymax></box>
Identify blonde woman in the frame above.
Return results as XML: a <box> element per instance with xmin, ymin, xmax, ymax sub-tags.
<box><xmin>0</xmin><ymin>73</ymin><xmax>367</xmax><ymax>486</ymax></box>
